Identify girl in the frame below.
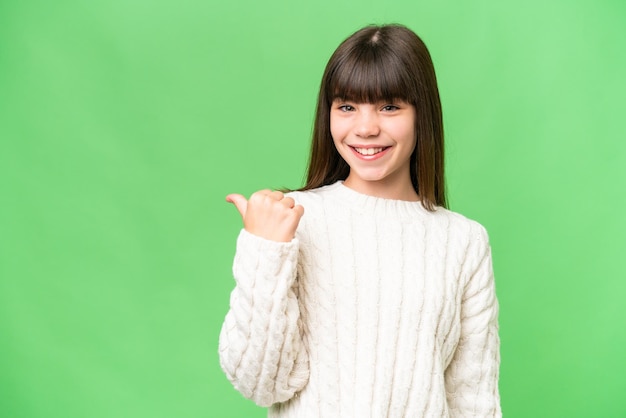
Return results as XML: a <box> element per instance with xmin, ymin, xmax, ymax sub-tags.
<box><xmin>219</xmin><ymin>24</ymin><xmax>501</xmax><ymax>417</ymax></box>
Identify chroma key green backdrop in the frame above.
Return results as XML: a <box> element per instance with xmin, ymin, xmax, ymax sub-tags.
<box><xmin>1</xmin><ymin>0</ymin><xmax>625</xmax><ymax>417</ymax></box>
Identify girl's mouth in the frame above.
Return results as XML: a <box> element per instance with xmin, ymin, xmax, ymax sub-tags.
<box><xmin>352</xmin><ymin>147</ymin><xmax>389</xmax><ymax>156</ymax></box>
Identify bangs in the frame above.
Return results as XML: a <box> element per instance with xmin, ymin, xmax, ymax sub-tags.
<box><xmin>327</xmin><ymin>46</ymin><xmax>415</xmax><ymax>104</ymax></box>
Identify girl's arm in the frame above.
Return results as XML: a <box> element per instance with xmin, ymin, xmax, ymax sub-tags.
<box><xmin>445</xmin><ymin>225</ymin><xmax>501</xmax><ymax>417</ymax></box>
<box><xmin>219</xmin><ymin>191</ymin><xmax>308</xmax><ymax>406</ymax></box>
<box><xmin>219</xmin><ymin>230</ymin><xmax>308</xmax><ymax>406</ymax></box>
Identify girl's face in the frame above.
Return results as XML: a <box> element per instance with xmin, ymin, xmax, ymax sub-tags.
<box><xmin>330</xmin><ymin>99</ymin><xmax>418</xmax><ymax>201</ymax></box>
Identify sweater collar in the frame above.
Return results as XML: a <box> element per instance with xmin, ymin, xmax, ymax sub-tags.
<box><xmin>319</xmin><ymin>181</ymin><xmax>440</xmax><ymax>219</ymax></box>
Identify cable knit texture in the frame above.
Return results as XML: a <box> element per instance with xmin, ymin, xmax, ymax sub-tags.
<box><xmin>219</xmin><ymin>181</ymin><xmax>501</xmax><ymax>417</ymax></box>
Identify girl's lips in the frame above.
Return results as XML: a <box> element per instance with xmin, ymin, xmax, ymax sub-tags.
<box><xmin>349</xmin><ymin>146</ymin><xmax>391</xmax><ymax>160</ymax></box>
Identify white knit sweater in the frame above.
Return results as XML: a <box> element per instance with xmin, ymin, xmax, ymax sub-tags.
<box><xmin>219</xmin><ymin>182</ymin><xmax>501</xmax><ymax>417</ymax></box>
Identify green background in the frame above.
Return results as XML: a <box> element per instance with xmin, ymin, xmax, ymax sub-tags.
<box><xmin>1</xmin><ymin>0</ymin><xmax>625</xmax><ymax>417</ymax></box>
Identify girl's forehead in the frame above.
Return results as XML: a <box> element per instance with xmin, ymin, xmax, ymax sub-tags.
<box><xmin>329</xmin><ymin>75</ymin><xmax>413</xmax><ymax>104</ymax></box>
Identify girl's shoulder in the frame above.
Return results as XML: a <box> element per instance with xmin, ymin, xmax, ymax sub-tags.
<box><xmin>285</xmin><ymin>182</ymin><xmax>350</xmax><ymax>212</ymax></box>
<box><xmin>434</xmin><ymin>206</ymin><xmax>491</xmax><ymax>248</ymax></box>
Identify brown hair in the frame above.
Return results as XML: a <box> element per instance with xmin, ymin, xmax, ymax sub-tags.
<box><xmin>299</xmin><ymin>24</ymin><xmax>446</xmax><ymax>210</ymax></box>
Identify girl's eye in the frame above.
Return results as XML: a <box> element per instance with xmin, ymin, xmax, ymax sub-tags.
<box><xmin>338</xmin><ymin>104</ymin><xmax>355</xmax><ymax>112</ymax></box>
<box><xmin>382</xmin><ymin>104</ymin><xmax>399</xmax><ymax>112</ymax></box>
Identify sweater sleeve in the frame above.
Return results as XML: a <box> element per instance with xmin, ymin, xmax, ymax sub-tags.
<box><xmin>445</xmin><ymin>224</ymin><xmax>501</xmax><ymax>417</ymax></box>
<box><xmin>218</xmin><ymin>229</ymin><xmax>309</xmax><ymax>407</ymax></box>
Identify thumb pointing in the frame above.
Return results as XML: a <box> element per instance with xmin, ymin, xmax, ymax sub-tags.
<box><xmin>225</xmin><ymin>193</ymin><xmax>248</xmax><ymax>219</ymax></box>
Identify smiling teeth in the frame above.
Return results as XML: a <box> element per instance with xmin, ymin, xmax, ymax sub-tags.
<box><xmin>354</xmin><ymin>147</ymin><xmax>384</xmax><ymax>155</ymax></box>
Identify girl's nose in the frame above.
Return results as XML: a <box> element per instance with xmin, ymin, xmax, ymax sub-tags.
<box><xmin>355</xmin><ymin>111</ymin><xmax>380</xmax><ymax>138</ymax></box>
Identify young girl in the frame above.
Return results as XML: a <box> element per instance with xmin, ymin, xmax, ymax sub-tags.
<box><xmin>219</xmin><ymin>24</ymin><xmax>501</xmax><ymax>417</ymax></box>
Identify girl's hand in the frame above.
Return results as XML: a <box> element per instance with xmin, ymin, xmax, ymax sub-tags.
<box><xmin>226</xmin><ymin>190</ymin><xmax>304</xmax><ymax>242</ymax></box>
